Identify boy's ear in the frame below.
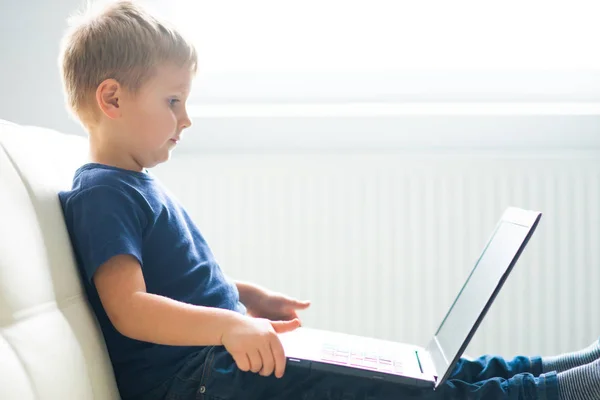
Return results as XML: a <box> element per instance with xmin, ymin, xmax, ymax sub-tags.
<box><xmin>95</xmin><ymin>79</ymin><xmax>122</xmax><ymax>119</ymax></box>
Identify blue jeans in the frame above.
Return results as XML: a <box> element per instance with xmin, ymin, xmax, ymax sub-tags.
<box><xmin>137</xmin><ymin>346</ymin><xmax>559</xmax><ymax>400</ymax></box>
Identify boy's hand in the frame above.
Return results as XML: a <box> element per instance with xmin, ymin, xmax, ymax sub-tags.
<box><xmin>221</xmin><ymin>315</ymin><xmax>300</xmax><ymax>378</ymax></box>
<box><xmin>243</xmin><ymin>286</ymin><xmax>311</xmax><ymax>322</ymax></box>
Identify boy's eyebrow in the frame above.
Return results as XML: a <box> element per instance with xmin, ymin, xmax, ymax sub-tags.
<box><xmin>169</xmin><ymin>82</ymin><xmax>191</xmax><ymax>92</ymax></box>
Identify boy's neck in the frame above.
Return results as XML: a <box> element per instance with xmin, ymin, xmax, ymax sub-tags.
<box><xmin>88</xmin><ymin>129</ymin><xmax>144</xmax><ymax>173</ymax></box>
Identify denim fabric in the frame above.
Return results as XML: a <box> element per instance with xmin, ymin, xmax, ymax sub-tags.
<box><xmin>138</xmin><ymin>347</ymin><xmax>559</xmax><ymax>400</ymax></box>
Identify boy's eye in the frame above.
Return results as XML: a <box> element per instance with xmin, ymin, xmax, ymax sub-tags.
<box><xmin>168</xmin><ymin>98</ymin><xmax>180</xmax><ymax>107</ymax></box>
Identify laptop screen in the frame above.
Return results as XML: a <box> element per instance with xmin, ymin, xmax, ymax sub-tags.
<box><xmin>426</xmin><ymin>213</ymin><xmax>539</xmax><ymax>386</ymax></box>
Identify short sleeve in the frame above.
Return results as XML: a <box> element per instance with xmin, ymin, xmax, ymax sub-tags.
<box><xmin>63</xmin><ymin>185</ymin><xmax>147</xmax><ymax>283</ymax></box>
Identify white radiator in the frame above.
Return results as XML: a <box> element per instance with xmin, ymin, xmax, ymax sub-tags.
<box><xmin>155</xmin><ymin>152</ymin><xmax>600</xmax><ymax>358</ymax></box>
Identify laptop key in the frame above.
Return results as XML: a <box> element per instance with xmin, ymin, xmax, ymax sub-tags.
<box><xmin>394</xmin><ymin>361</ymin><xmax>404</xmax><ymax>373</ymax></box>
<box><xmin>379</xmin><ymin>363</ymin><xmax>394</xmax><ymax>373</ymax></box>
<box><xmin>320</xmin><ymin>343</ymin><xmax>412</xmax><ymax>374</ymax></box>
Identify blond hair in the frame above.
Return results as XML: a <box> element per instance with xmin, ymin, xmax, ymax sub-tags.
<box><xmin>58</xmin><ymin>0</ymin><xmax>197</xmax><ymax>126</ymax></box>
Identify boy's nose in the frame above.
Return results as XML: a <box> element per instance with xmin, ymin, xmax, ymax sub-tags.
<box><xmin>179</xmin><ymin>113</ymin><xmax>192</xmax><ymax>129</ymax></box>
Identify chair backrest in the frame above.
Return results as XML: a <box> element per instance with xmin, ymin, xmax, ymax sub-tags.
<box><xmin>0</xmin><ymin>120</ymin><xmax>119</xmax><ymax>399</ymax></box>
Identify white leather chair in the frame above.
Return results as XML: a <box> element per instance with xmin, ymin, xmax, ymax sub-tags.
<box><xmin>0</xmin><ymin>119</ymin><xmax>119</xmax><ymax>399</ymax></box>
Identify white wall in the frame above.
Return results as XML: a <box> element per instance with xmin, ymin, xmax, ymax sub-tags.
<box><xmin>0</xmin><ymin>0</ymin><xmax>85</xmax><ymax>135</ymax></box>
<box><xmin>152</xmin><ymin>117</ymin><xmax>600</xmax><ymax>358</ymax></box>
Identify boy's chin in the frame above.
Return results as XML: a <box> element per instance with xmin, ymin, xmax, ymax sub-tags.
<box><xmin>142</xmin><ymin>155</ymin><xmax>169</xmax><ymax>170</ymax></box>
<box><xmin>153</xmin><ymin>150</ymin><xmax>174</xmax><ymax>166</ymax></box>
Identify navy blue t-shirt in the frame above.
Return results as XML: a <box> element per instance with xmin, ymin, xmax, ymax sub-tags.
<box><xmin>59</xmin><ymin>163</ymin><xmax>246</xmax><ymax>399</ymax></box>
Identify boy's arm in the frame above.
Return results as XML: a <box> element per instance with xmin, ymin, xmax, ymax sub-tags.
<box><xmin>96</xmin><ymin>254</ymin><xmax>300</xmax><ymax>378</ymax></box>
<box><xmin>235</xmin><ymin>280</ymin><xmax>265</xmax><ymax>306</ymax></box>
<box><xmin>95</xmin><ymin>254</ymin><xmax>242</xmax><ymax>346</ymax></box>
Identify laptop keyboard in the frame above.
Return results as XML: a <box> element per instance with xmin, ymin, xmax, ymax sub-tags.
<box><xmin>320</xmin><ymin>342</ymin><xmax>406</xmax><ymax>374</ymax></box>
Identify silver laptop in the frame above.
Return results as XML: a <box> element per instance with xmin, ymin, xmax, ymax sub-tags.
<box><xmin>279</xmin><ymin>207</ymin><xmax>542</xmax><ymax>390</ymax></box>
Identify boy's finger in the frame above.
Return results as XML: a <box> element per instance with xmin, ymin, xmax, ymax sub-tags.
<box><xmin>259</xmin><ymin>344</ymin><xmax>275</xmax><ymax>377</ymax></box>
<box><xmin>270</xmin><ymin>338</ymin><xmax>286</xmax><ymax>378</ymax></box>
<box><xmin>271</xmin><ymin>318</ymin><xmax>300</xmax><ymax>333</ymax></box>
<box><xmin>292</xmin><ymin>299</ymin><xmax>311</xmax><ymax>309</ymax></box>
<box><xmin>248</xmin><ymin>349</ymin><xmax>263</xmax><ymax>373</ymax></box>
<box><xmin>232</xmin><ymin>352</ymin><xmax>251</xmax><ymax>372</ymax></box>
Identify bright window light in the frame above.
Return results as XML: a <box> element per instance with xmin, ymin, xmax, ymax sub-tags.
<box><xmin>146</xmin><ymin>0</ymin><xmax>600</xmax><ymax>104</ymax></box>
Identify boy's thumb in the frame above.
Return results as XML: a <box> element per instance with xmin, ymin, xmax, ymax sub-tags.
<box><xmin>271</xmin><ymin>318</ymin><xmax>301</xmax><ymax>333</ymax></box>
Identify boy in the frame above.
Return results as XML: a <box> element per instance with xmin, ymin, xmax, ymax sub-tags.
<box><xmin>58</xmin><ymin>1</ymin><xmax>600</xmax><ymax>399</ymax></box>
